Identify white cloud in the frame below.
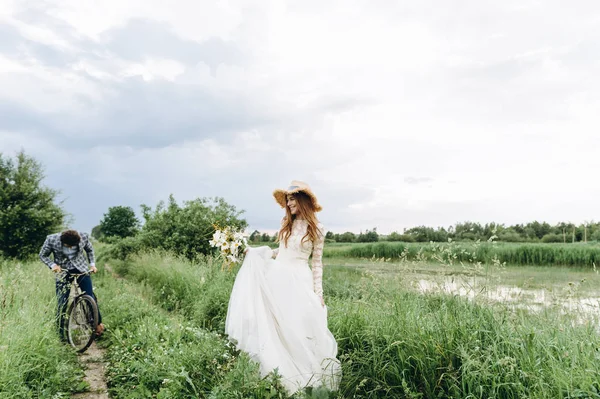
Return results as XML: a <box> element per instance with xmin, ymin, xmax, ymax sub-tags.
<box><xmin>1</xmin><ymin>0</ymin><xmax>600</xmax><ymax>233</ymax></box>
<box><xmin>45</xmin><ymin>0</ymin><xmax>242</xmax><ymax>41</ymax></box>
<box><xmin>121</xmin><ymin>58</ymin><xmax>186</xmax><ymax>81</ymax></box>
<box><xmin>4</xmin><ymin>16</ymin><xmax>73</xmax><ymax>50</ymax></box>
<box><xmin>0</xmin><ymin>54</ymin><xmax>26</xmax><ymax>73</ymax></box>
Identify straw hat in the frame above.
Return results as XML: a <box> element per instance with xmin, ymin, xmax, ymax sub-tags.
<box><xmin>273</xmin><ymin>180</ymin><xmax>323</xmax><ymax>212</ymax></box>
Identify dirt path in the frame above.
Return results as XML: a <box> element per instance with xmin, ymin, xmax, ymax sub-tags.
<box><xmin>72</xmin><ymin>341</ymin><xmax>109</xmax><ymax>399</ymax></box>
<box><xmin>72</xmin><ymin>263</ymin><xmax>117</xmax><ymax>399</ymax></box>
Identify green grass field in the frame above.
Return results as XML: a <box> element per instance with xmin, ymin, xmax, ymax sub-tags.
<box><xmin>3</xmin><ymin>248</ymin><xmax>600</xmax><ymax>398</ymax></box>
<box><xmin>0</xmin><ymin>259</ymin><xmax>87</xmax><ymax>398</ymax></box>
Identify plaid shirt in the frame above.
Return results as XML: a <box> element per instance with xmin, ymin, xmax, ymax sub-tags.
<box><xmin>39</xmin><ymin>231</ymin><xmax>95</xmax><ymax>273</ymax></box>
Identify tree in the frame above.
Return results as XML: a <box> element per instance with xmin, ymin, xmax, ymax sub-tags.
<box><xmin>139</xmin><ymin>195</ymin><xmax>247</xmax><ymax>260</ymax></box>
<box><xmin>91</xmin><ymin>224</ymin><xmax>105</xmax><ymax>241</ymax></box>
<box><xmin>387</xmin><ymin>232</ymin><xmax>402</xmax><ymax>241</ymax></box>
<box><xmin>0</xmin><ymin>151</ymin><xmax>66</xmax><ymax>258</ymax></box>
<box><xmin>453</xmin><ymin>222</ymin><xmax>484</xmax><ymax>241</ymax></box>
<box><xmin>99</xmin><ymin>206</ymin><xmax>140</xmax><ymax>239</ymax></box>
<box><xmin>357</xmin><ymin>228</ymin><xmax>379</xmax><ymax>243</ymax></box>
<box><xmin>387</xmin><ymin>231</ymin><xmax>417</xmax><ymax>242</ymax></box>
<box><xmin>405</xmin><ymin>226</ymin><xmax>435</xmax><ymax>242</ymax></box>
<box><xmin>335</xmin><ymin>232</ymin><xmax>356</xmax><ymax>243</ymax></box>
<box><xmin>249</xmin><ymin>230</ymin><xmax>261</xmax><ymax>242</ymax></box>
<box><xmin>525</xmin><ymin>221</ymin><xmax>551</xmax><ymax>240</ymax></box>
<box><xmin>497</xmin><ymin>228</ymin><xmax>524</xmax><ymax>242</ymax></box>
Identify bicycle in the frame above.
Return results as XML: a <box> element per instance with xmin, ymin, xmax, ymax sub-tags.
<box><xmin>59</xmin><ymin>271</ymin><xmax>99</xmax><ymax>353</ymax></box>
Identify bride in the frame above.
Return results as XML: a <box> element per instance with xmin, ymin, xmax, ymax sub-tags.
<box><xmin>225</xmin><ymin>180</ymin><xmax>342</xmax><ymax>394</ymax></box>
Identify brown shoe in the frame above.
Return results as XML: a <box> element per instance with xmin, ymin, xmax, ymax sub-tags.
<box><xmin>95</xmin><ymin>323</ymin><xmax>105</xmax><ymax>336</ymax></box>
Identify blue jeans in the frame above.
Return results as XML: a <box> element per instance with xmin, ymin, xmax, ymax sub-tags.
<box><xmin>56</xmin><ymin>271</ymin><xmax>102</xmax><ymax>338</ymax></box>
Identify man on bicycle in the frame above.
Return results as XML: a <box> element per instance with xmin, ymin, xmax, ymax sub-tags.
<box><xmin>39</xmin><ymin>229</ymin><xmax>105</xmax><ymax>338</ymax></box>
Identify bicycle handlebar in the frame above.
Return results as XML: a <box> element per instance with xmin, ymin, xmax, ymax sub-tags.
<box><xmin>57</xmin><ymin>269</ymin><xmax>92</xmax><ymax>277</ymax></box>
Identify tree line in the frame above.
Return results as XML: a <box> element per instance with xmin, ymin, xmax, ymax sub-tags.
<box><xmin>2</xmin><ymin>150</ymin><xmax>598</xmax><ymax>260</ymax></box>
<box><xmin>325</xmin><ymin>222</ymin><xmax>600</xmax><ymax>244</ymax></box>
<box><xmin>246</xmin><ymin>220</ymin><xmax>600</xmax><ymax>245</ymax></box>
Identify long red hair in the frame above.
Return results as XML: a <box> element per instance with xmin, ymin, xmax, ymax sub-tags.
<box><xmin>278</xmin><ymin>192</ymin><xmax>321</xmax><ymax>247</ymax></box>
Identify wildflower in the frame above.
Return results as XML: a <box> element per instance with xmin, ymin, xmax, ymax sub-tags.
<box><xmin>209</xmin><ymin>226</ymin><xmax>248</xmax><ymax>270</ymax></box>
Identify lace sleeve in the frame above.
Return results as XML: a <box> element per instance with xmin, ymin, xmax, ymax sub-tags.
<box><xmin>311</xmin><ymin>224</ymin><xmax>325</xmax><ymax>297</ymax></box>
<box><xmin>273</xmin><ymin>216</ymin><xmax>285</xmax><ymax>257</ymax></box>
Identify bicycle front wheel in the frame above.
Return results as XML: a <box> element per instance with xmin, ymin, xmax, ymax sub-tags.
<box><xmin>67</xmin><ymin>294</ymin><xmax>99</xmax><ymax>353</ymax></box>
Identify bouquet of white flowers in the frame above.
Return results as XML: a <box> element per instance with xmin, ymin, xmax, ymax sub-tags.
<box><xmin>209</xmin><ymin>225</ymin><xmax>248</xmax><ymax>270</ymax></box>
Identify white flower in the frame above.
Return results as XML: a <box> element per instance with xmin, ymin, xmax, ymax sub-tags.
<box><xmin>210</xmin><ymin>225</ymin><xmax>248</xmax><ymax>267</ymax></box>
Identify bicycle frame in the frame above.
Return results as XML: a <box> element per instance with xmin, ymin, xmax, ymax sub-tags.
<box><xmin>57</xmin><ymin>270</ymin><xmax>98</xmax><ymax>352</ymax></box>
<box><xmin>66</xmin><ymin>271</ymin><xmax>90</xmax><ymax>298</ymax></box>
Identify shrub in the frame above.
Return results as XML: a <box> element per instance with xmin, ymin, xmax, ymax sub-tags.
<box><xmin>541</xmin><ymin>233</ymin><xmax>564</xmax><ymax>243</ymax></box>
<box><xmin>139</xmin><ymin>195</ymin><xmax>247</xmax><ymax>260</ymax></box>
<box><xmin>97</xmin><ymin>236</ymin><xmax>145</xmax><ymax>261</ymax></box>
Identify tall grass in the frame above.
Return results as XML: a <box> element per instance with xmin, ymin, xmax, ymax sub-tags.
<box><xmin>0</xmin><ymin>259</ymin><xmax>86</xmax><ymax>398</ymax></box>
<box><xmin>103</xmin><ymin>251</ymin><xmax>600</xmax><ymax>398</ymax></box>
<box><xmin>327</xmin><ymin>269</ymin><xmax>600</xmax><ymax>398</ymax></box>
<box><xmin>103</xmin><ymin>253</ymin><xmax>340</xmax><ymax>398</ymax></box>
<box><xmin>105</xmin><ymin>251</ymin><xmax>235</xmax><ymax>332</ymax></box>
<box><xmin>324</xmin><ymin>241</ymin><xmax>600</xmax><ymax>267</ymax></box>
<box><xmin>95</xmin><ymin>261</ymin><xmax>294</xmax><ymax>398</ymax></box>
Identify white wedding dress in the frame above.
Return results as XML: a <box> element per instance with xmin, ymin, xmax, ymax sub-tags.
<box><xmin>225</xmin><ymin>219</ymin><xmax>341</xmax><ymax>394</ymax></box>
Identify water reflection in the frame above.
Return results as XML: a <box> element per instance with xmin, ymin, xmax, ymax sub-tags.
<box><xmin>415</xmin><ymin>278</ymin><xmax>600</xmax><ymax>323</ymax></box>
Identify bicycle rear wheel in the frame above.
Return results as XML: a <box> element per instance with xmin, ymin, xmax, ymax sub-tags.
<box><xmin>66</xmin><ymin>294</ymin><xmax>99</xmax><ymax>352</ymax></box>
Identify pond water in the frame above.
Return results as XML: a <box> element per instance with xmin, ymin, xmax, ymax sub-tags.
<box><xmin>415</xmin><ymin>278</ymin><xmax>600</xmax><ymax>323</ymax></box>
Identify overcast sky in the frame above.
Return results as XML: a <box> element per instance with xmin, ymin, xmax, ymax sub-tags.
<box><xmin>1</xmin><ymin>0</ymin><xmax>600</xmax><ymax>234</ymax></box>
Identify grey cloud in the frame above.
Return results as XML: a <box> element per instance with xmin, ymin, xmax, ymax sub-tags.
<box><xmin>15</xmin><ymin>6</ymin><xmax>95</xmax><ymax>42</ymax></box>
<box><xmin>87</xmin><ymin>78</ymin><xmax>271</xmax><ymax>146</ymax></box>
<box><xmin>0</xmin><ymin>24</ymin><xmax>22</xmax><ymax>55</ymax></box>
<box><xmin>46</xmin><ymin>175</ymin><xmax>133</xmax><ymax>232</ymax></box>
<box><xmin>0</xmin><ymin>77</ymin><xmax>275</xmax><ymax>149</ymax></box>
<box><xmin>433</xmin><ymin>52</ymin><xmax>589</xmax><ymax>124</ymax></box>
<box><xmin>0</xmin><ymin>9</ymin><xmax>104</xmax><ymax>68</ymax></box>
<box><xmin>1</xmin><ymin>12</ymin><xmax>244</xmax><ymax>74</ymax></box>
<box><xmin>0</xmin><ymin>100</ymin><xmax>59</xmax><ymax>135</ymax></box>
<box><xmin>0</xmin><ymin>14</ymin><xmax>368</xmax><ymax>150</ymax></box>
<box><xmin>0</xmin><ymin>70</ymin><xmax>369</xmax><ymax>151</ymax></box>
<box><xmin>101</xmin><ymin>19</ymin><xmax>244</xmax><ymax>73</ymax></box>
<box><xmin>0</xmin><ymin>22</ymin><xmax>80</xmax><ymax>67</ymax></box>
